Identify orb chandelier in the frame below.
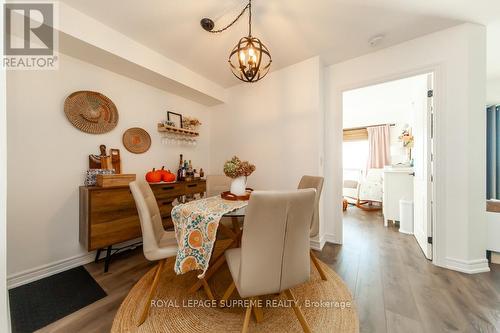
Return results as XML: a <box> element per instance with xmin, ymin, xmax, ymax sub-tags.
<box><xmin>200</xmin><ymin>0</ymin><xmax>272</xmax><ymax>83</ymax></box>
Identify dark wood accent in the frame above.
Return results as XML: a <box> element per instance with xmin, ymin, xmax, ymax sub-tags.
<box><xmin>79</xmin><ymin>180</ymin><xmax>206</xmax><ymax>251</ymax></box>
<box><xmin>486</xmin><ymin>200</ymin><xmax>500</xmax><ymax>213</ymax></box>
<box><xmin>220</xmin><ymin>190</ymin><xmax>252</xmax><ymax>201</ymax></box>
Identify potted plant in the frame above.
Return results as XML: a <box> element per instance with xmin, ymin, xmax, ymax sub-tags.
<box><xmin>223</xmin><ymin>156</ymin><xmax>256</xmax><ymax>196</ymax></box>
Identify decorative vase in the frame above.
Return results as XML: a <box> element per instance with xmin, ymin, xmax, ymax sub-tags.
<box><xmin>230</xmin><ymin>176</ymin><xmax>247</xmax><ymax>196</ymax></box>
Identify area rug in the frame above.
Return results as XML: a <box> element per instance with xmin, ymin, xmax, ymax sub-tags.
<box><xmin>112</xmin><ymin>247</ymin><xmax>359</xmax><ymax>333</ymax></box>
<box><xmin>9</xmin><ymin>266</ymin><xmax>106</xmax><ymax>333</ymax></box>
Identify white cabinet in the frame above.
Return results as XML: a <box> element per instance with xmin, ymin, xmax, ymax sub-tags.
<box><xmin>383</xmin><ymin>167</ymin><xmax>414</xmax><ymax>226</ymax></box>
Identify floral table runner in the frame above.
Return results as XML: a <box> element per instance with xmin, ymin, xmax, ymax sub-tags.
<box><xmin>171</xmin><ymin>196</ymin><xmax>247</xmax><ymax>278</ymax></box>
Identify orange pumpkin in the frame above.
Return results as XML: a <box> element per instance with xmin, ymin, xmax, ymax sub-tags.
<box><xmin>145</xmin><ymin>168</ymin><xmax>162</xmax><ymax>183</ymax></box>
<box><xmin>158</xmin><ymin>166</ymin><xmax>169</xmax><ymax>179</ymax></box>
<box><xmin>162</xmin><ymin>171</ymin><xmax>176</xmax><ymax>182</ymax></box>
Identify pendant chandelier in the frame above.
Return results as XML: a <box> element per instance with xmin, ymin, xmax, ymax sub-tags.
<box><xmin>200</xmin><ymin>0</ymin><xmax>272</xmax><ymax>83</ymax></box>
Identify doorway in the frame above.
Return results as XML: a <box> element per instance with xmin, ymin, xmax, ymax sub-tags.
<box><xmin>341</xmin><ymin>73</ymin><xmax>435</xmax><ymax>259</ymax></box>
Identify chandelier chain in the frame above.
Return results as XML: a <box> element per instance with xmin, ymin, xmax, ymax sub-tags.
<box><xmin>207</xmin><ymin>1</ymin><xmax>251</xmax><ymax>34</ymax></box>
<box><xmin>249</xmin><ymin>0</ymin><xmax>252</xmax><ymax>36</ymax></box>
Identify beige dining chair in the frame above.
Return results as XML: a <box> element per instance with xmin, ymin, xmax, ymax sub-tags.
<box><xmin>298</xmin><ymin>175</ymin><xmax>327</xmax><ymax>281</ymax></box>
<box><xmin>221</xmin><ymin>189</ymin><xmax>316</xmax><ymax>333</ymax></box>
<box><xmin>206</xmin><ymin>174</ymin><xmax>232</xmax><ymax>197</ymax></box>
<box><xmin>129</xmin><ymin>180</ymin><xmax>179</xmax><ymax>326</ymax></box>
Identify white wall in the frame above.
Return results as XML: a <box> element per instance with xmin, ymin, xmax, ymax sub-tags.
<box><xmin>487</xmin><ymin>78</ymin><xmax>500</xmax><ymax>104</ymax></box>
<box><xmin>6</xmin><ymin>53</ymin><xmax>212</xmax><ymax>285</ymax></box>
<box><xmin>343</xmin><ymin>75</ymin><xmax>426</xmax><ymax>129</ymax></box>
<box><xmin>343</xmin><ymin>74</ymin><xmax>428</xmax><ymax>164</ymax></box>
<box><xmin>209</xmin><ymin>57</ymin><xmax>326</xmax><ymax>246</ymax></box>
<box><xmin>210</xmin><ymin>57</ymin><xmax>324</xmax><ymax>190</ymax></box>
<box><xmin>0</xmin><ymin>0</ymin><xmax>10</xmax><ymax>327</ymax></box>
<box><xmin>325</xmin><ymin>23</ymin><xmax>489</xmax><ymax>273</ymax></box>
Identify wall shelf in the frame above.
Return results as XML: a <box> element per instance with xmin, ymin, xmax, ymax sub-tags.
<box><xmin>157</xmin><ymin>123</ymin><xmax>199</xmax><ymax>137</ymax></box>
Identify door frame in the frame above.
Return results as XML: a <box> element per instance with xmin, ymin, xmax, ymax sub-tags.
<box><xmin>337</xmin><ymin>65</ymin><xmax>441</xmax><ymax>265</ymax></box>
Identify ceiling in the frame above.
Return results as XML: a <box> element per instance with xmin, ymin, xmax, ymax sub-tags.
<box><xmin>59</xmin><ymin>0</ymin><xmax>500</xmax><ymax>87</ymax></box>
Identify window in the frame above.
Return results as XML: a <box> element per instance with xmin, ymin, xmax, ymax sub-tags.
<box><xmin>343</xmin><ymin>140</ymin><xmax>368</xmax><ymax>179</ymax></box>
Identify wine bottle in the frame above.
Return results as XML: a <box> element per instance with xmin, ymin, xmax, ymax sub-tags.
<box><xmin>177</xmin><ymin>154</ymin><xmax>183</xmax><ymax>181</ymax></box>
<box><xmin>188</xmin><ymin>160</ymin><xmax>193</xmax><ymax>176</ymax></box>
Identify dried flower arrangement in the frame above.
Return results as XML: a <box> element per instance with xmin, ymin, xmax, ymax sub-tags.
<box><xmin>182</xmin><ymin>116</ymin><xmax>202</xmax><ymax>131</ymax></box>
<box><xmin>223</xmin><ymin>156</ymin><xmax>256</xmax><ymax>179</ymax></box>
<box><xmin>399</xmin><ymin>128</ymin><xmax>414</xmax><ymax>148</ymax></box>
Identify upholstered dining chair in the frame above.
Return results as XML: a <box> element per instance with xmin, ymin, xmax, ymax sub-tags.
<box><xmin>206</xmin><ymin>174</ymin><xmax>232</xmax><ymax>197</ymax></box>
<box><xmin>297</xmin><ymin>175</ymin><xmax>327</xmax><ymax>281</ymax></box>
<box><xmin>221</xmin><ymin>190</ymin><xmax>316</xmax><ymax>333</ymax></box>
<box><xmin>129</xmin><ymin>180</ymin><xmax>179</xmax><ymax>326</ymax></box>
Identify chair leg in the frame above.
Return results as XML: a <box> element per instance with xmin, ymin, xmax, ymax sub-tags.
<box><xmin>241</xmin><ymin>301</ymin><xmax>253</xmax><ymax>333</ymax></box>
<box><xmin>252</xmin><ymin>296</ymin><xmax>263</xmax><ymax>323</ymax></box>
<box><xmin>310</xmin><ymin>250</ymin><xmax>328</xmax><ymax>281</ymax></box>
<box><xmin>137</xmin><ymin>259</ymin><xmax>166</xmax><ymax>326</ymax></box>
<box><xmin>201</xmin><ymin>278</ymin><xmax>215</xmax><ymax>300</ymax></box>
<box><xmin>284</xmin><ymin>289</ymin><xmax>312</xmax><ymax>333</ymax></box>
<box><xmin>220</xmin><ymin>281</ymin><xmax>236</xmax><ymax>307</ymax></box>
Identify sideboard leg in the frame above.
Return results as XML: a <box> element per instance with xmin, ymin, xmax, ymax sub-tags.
<box><xmin>95</xmin><ymin>248</ymin><xmax>102</xmax><ymax>263</ymax></box>
<box><xmin>104</xmin><ymin>246</ymin><xmax>112</xmax><ymax>273</ymax></box>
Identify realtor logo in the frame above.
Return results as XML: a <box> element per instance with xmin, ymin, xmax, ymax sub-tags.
<box><xmin>3</xmin><ymin>2</ymin><xmax>58</xmax><ymax>69</ymax></box>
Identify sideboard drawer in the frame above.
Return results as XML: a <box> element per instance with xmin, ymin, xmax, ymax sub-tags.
<box><xmin>90</xmin><ymin>188</ymin><xmax>136</xmax><ymax>218</ymax></box>
<box><xmin>184</xmin><ymin>182</ymin><xmax>206</xmax><ymax>195</ymax></box>
<box><xmin>151</xmin><ymin>184</ymin><xmax>185</xmax><ymax>199</ymax></box>
<box><xmin>90</xmin><ymin>216</ymin><xmax>141</xmax><ymax>251</ymax></box>
<box><xmin>88</xmin><ymin>188</ymin><xmax>140</xmax><ymax>250</ymax></box>
<box><xmin>158</xmin><ymin>198</ymin><xmax>175</xmax><ymax>216</ymax></box>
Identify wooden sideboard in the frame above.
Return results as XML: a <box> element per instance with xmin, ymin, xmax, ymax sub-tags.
<box><xmin>79</xmin><ymin>179</ymin><xmax>206</xmax><ymax>271</ymax></box>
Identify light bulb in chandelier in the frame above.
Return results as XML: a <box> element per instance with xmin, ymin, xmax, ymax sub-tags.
<box><xmin>229</xmin><ymin>36</ymin><xmax>271</xmax><ymax>82</ymax></box>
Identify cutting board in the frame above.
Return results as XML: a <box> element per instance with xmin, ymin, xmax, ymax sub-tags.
<box><xmin>89</xmin><ymin>145</ymin><xmax>121</xmax><ymax>173</ymax></box>
<box><xmin>110</xmin><ymin>149</ymin><xmax>121</xmax><ymax>174</ymax></box>
<box><xmin>89</xmin><ymin>145</ymin><xmax>107</xmax><ymax>169</ymax></box>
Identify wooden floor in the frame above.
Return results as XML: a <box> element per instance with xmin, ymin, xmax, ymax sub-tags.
<box><xmin>316</xmin><ymin>208</ymin><xmax>500</xmax><ymax>333</ymax></box>
<box><xmin>37</xmin><ymin>208</ymin><xmax>500</xmax><ymax>333</ymax></box>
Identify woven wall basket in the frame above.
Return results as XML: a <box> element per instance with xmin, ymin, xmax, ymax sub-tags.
<box><xmin>64</xmin><ymin>91</ymin><xmax>119</xmax><ymax>134</ymax></box>
<box><xmin>122</xmin><ymin>127</ymin><xmax>151</xmax><ymax>154</ymax></box>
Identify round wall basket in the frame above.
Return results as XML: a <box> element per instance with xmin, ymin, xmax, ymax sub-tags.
<box><xmin>122</xmin><ymin>127</ymin><xmax>151</xmax><ymax>154</ymax></box>
<box><xmin>64</xmin><ymin>91</ymin><xmax>119</xmax><ymax>134</ymax></box>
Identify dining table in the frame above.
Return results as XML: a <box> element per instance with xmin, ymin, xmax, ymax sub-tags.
<box><xmin>171</xmin><ymin>195</ymin><xmax>249</xmax><ymax>300</ymax></box>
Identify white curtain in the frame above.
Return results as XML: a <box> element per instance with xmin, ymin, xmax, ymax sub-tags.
<box><xmin>366</xmin><ymin>125</ymin><xmax>391</xmax><ymax>169</ymax></box>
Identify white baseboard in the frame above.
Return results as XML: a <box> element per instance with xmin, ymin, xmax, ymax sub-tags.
<box><xmin>7</xmin><ymin>238</ymin><xmax>143</xmax><ymax>289</ymax></box>
<box><xmin>7</xmin><ymin>252</ymin><xmax>96</xmax><ymax>289</ymax></box>
<box><xmin>310</xmin><ymin>236</ymin><xmax>325</xmax><ymax>251</ymax></box>
<box><xmin>310</xmin><ymin>233</ymin><xmax>341</xmax><ymax>251</ymax></box>
<box><xmin>445</xmin><ymin>257</ymin><xmax>490</xmax><ymax>274</ymax></box>
<box><xmin>324</xmin><ymin>233</ymin><xmax>341</xmax><ymax>245</ymax></box>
